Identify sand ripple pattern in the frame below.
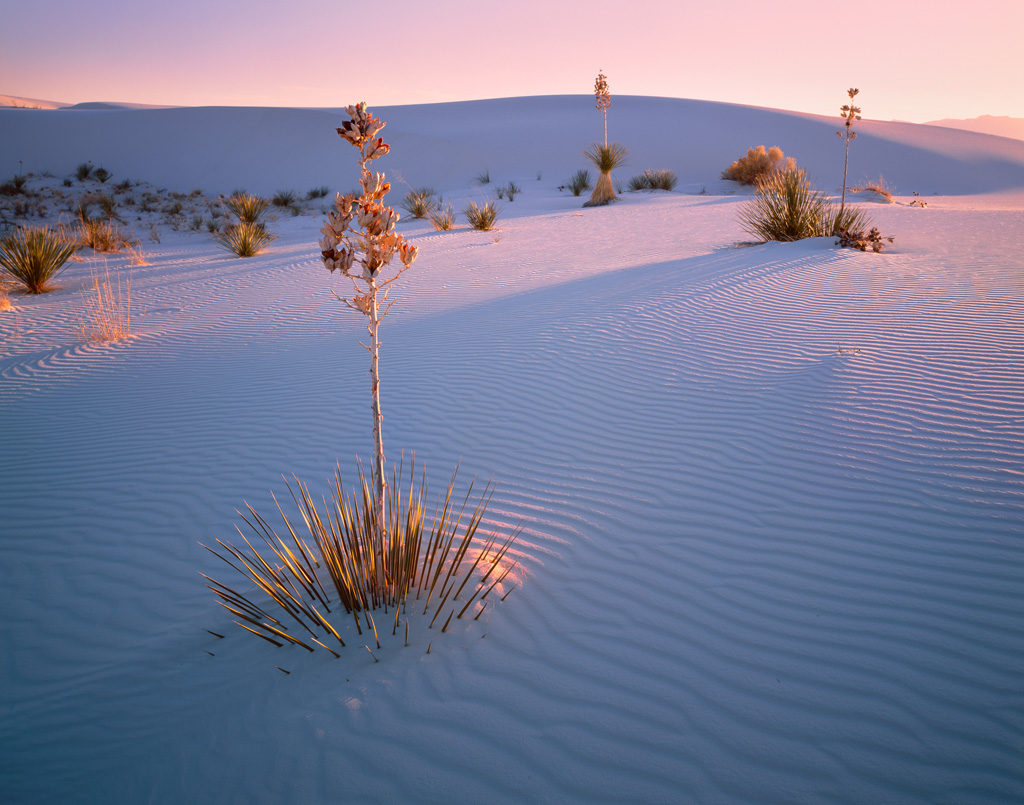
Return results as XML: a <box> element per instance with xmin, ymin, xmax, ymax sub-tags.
<box><xmin>2</xmin><ymin>198</ymin><xmax>1023</xmax><ymax>803</ymax></box>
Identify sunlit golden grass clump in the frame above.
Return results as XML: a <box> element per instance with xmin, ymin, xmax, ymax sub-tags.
<box><xmin>203</xmin><ymin>462</ymin><xmax>519</xmax><ymax>655</ymax></box>
<box><xmin>0</xmin><ymin>225</ymin><xmax>78</xmax><ymax>294</ymax></box>
<box><xmin>80</xmin><ymin>262</ymin><xmax>131</xmax><ymax>341</ymax></box>
<box><xmin>77</xmin><ymin>218</ymin><xmax>136</xmax><ymax>253</ymax></box>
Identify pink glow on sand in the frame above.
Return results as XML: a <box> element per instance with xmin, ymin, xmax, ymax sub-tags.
<box><xmin>1</xmin><ymin>0</ymin><xmax>1021</xmax><ymax>122</ymax></box>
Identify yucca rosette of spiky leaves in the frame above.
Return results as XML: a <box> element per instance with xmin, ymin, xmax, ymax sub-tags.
<box><xmin>0</xmin><ymin>226</ymin><xmax>78</xmax><ymax>294</ymax></box>
<box><xmin>835</xmin><ymin>87</ymin><xmax>862</xmax><ymax>231</ymax></box>
<box><xmin>319</xmin><ymin>103</ymin><xmax>419</xmax><ymax>541</ymax></box>
<box><xmin>582</xmin><ymin>141</ymin><xmax>628</xmax><ymax>207</ymax></box>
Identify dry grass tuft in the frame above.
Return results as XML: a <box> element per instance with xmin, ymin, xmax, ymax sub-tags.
<box><xmin>79</xmin><ymin>261</ymin><xmax>131</xmax><ymax>341</ymax></box>
<box><xmin>427</xmin><ymin>200</ymin><xmax>456</xmax><ymax>231</ymax></box>
<box><xmin>463</xmin><ymin>200</ymin><xmax>500</xmax><ymax>231</ymax></box>
<box><xmin>78</xmin><ymin>218</ymin><xmax>136</xmax><ymax>253</ymax></box>
<box><xmin>722</xmin><ymin>145</ymin><xmax>796</xmax><ymax>185</ymax></box>
<box><xmin>851</xmin><ymin>175</ymin><xmax>894</xmax><ymax>203</ymax></box>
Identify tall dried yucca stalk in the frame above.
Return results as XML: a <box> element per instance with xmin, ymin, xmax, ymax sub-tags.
<box><xmin>319</xmin><ymin>103</ymin><xmax>419</xmax><ymax>540</ymax></box>
<box><xmin>836</xmin><ymin>88</ymin><xmax>861</xmax><ymax>231</ymax></box>
<box><xmin>594</xmin><ymin>70</ymin><xmax>611</xmax><ymax>147</ymax></box>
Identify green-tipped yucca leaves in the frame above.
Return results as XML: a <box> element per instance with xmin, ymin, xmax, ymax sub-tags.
<box><xmin>0</xmin><ymin>226</ymin><xmax>78</xmax><ymax>294</ymax></box>
<box><xmin>582</xmin><ymin>142</ymin><xmax>628</xmax><ymax>174</ymax></box>
<box><xmin>204</xmin><ymin>461</ymin><xmax>519</xmax><ymax>655</ymax></box>
<box><xmin>225</xmin><ymin>192</ymin><xmax>270</xmax><ymax>224</ymax></box>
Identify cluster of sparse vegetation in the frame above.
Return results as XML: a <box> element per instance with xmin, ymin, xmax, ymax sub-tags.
<box><xmin>722</xmin><ymin>146</ymin><xmax>796</xmax><ymax>185</ymax></box>
<box><xmin>496</xmin><ymin>181</ymin><xmax>520</xmax><ymax>202</ymax></box>
<box><xmin>627</xmin><ymin>169</ymin><xmax>678</xmax><ymax>192</ymax></box>
<box><xmin>428</xmin><ymin>200</ymin><xmax>457</xmax><ymax>231</ymax></box>
<box><xmin>739</xmin><ymin>167</ymin><xmax>868</xmax><ymax>243</ymax></box>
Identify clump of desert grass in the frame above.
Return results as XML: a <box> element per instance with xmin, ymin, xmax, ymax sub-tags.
<box><xmin>213</xmin><ymin>221</ymin><xmax>276</xmax><ymax>257</ymax></box>
<box><xmin>627</xmin><ymin>169</ymin><xmax>678</xmax><ymax>192</ymax></box>
<box><xmin>202</xmin><ymin>462</ymin><xmax>519</xmax><ymax>654</ymax></box>
<box><xmin>722</xmin><ymin>146</ymin><xmax>796</xmax><ymax>185</ymax></box>
<box><xmin>428</xmin><ymin>200</ymin><xmax>457</xmax><ymax>231</ymax></box>
<box><xmin>739</xmin><ymin>167</ymin><xmax>869</xmax><ymax>243</ymax></box>
<box><xmin>463</xmin><ymin>200</ymin><xmax>500</xmax><ymax>230</ymax></box>
<box><xmin>79</xmin><ymin>261</ymin><xmax>131</xmax><ymax>341</ymax></box>
<box><xmin>566</xmin><ymin>169</ymin><xmax>593</xmax><ymax>196</ymax></box>
<box><xmin>0</xmin><ymin>225</ymin><xmax>78</xmax><ymax>293</ymax></box>
<box><xmin>496</xmin><ymin>181</ymin><xmax>521</xmax><ymax>202</ymax></box>
<box><xmin>400</xmin><ymin>187</ymin><xmax>437</xmax><ymax>219</ymax></box>
<box><xmin>77</xmin><ymin>218</ymin><xmax>136</xmax><ymax>253</ymax></box>
<box><xmin>582</xmin><ymin>142</ymin><xmax>628</xmax><ymax>207</ymax></box>
<box><xmin>0</xmin><ymin>276</ymin><xmax>12</xmax><ymax>310</ymax></box>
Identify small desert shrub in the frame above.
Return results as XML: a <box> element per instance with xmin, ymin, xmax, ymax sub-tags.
<box><xmin>93</xmin><ymin>167</ymin><xmax>111</xmax><ymax>184</ymax></box>
<box><xmin>190</xmin><ymin>214</ymin><xmax>203</xmax><ymax>231</ymax></box>
<box><xmin>78</xmin><ymin>218</ymin><xmax>135</xmax><ymax>253</ymax></box>
<box><xmin>500</xmin><ymin>181</ymin><xmax>521</xmax><ymax>202</ymax></box>
<box><xmin>226</xmin><ymin>192</ymin><xmax>270</xmax><ymax>225</ymax></box>
<box><xmin>272</xmin><ymin>189</ymin><xmax>298</xmax><ymax>208</ymax></box>
<box><xmin>63</xmin><ymin>178</ymin><xmax>73</xmax><ymax>188</ymax></box>
<box><xmin>75</xmin><ymin>162</ymin><xmax>94</xmax><ymax>182</ymax></box>
<box><xmin>206</xmin><ymin>217</ymin><xmax>221</xmax><ymax>233</ymax></box>
<box><xmin>837</xmin><ymin>226</ymin><xmax>894</xmax><ymax>253</ymax></box>
<box><xmin>96</xmin><ymin>193</ymin><xmax>119</xmax><ymax>219</ymax></box>
<box><xmin>400</xmin><ymin>188</ymin><xmax>437</xmax><ymax>219</ymax></box>
<box><xmin>203</xmin><ymin>463</ymin><xmax>519</xmax><ymax>654</ymax></box>
<box><xmin>213</xmin><ymin>221</ymin><xmax>275</xmax><ymax>257</ymax></box>
<box><xmin>722</xmin><ymin>145</ymin><xmax>796</xmax><ymax>185</ymax></box>
<box><xmin>115</xmin><ymin>179</ymin><xmax>133</xmax><ymax>193</ymax></box>
<box><xmin>463</xmin><ymin>200</ymin><xmax>500</xmax><ymax>231</ymax></box>
<box><xmin>740</xmin><ymin>168</ymin><xmax>869</xmax><ymax>243</ymax></box>
<box><xmin>0</xmin><ymin>226</ymin><xmax>78</xmax><ymax>293</ymax></box>
<box><xmin>306</xmin><ymin>185</ymin><xmax>330</xmax><ymax>200</ymax></box>
<box><xmin>164</xmin><ymin>201</ymin><xmax>184</xmax><ymax>216</ymax></box>
<box><xmin>474</xmin><ymin>169</ymin><xmax>490</xmax><ymax>185</ymax></box>
<box><xmin>428</xmin><ymin>200</ymin><xmax>456</xmax><ymax>231</ymax></box>
<box><xmin>567</xmin><ymin>169</ymin><xmax>593</xmax><ymax>196</ymax></box>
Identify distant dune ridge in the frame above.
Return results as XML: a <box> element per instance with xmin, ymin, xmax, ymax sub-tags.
<box><xmin>2</xmin><ymin>95</ymin><xmax>1024</xmax><ymax>196</ymax></box>
<box><xmin>925</xmin><ymin>114</ymin><xmax>1024</xmax><ymax>142</ymax></box>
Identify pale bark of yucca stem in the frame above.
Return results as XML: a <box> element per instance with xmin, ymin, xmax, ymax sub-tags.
<box><xmin>367</xmin><ymin>275</ymin><xmax>386</xmax><ymax>543</ymax></box>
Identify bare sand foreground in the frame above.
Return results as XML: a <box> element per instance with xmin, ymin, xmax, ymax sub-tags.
<box><xmin>1</xmin><ymin>97</ymin><xmax>1023</xmax><ymax>803</ymax></box>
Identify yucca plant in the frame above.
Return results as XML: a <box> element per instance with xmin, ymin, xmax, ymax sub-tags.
<box><xmin>400</xmin><ymin>187</ymin><xmax>437</xmax><ymax>219</ymax></box>
<box><xmin>740</xmin><ymin>167</ymin><xmax>870</xmax><ymax>243</ymax></box>
<box><xmin>0</xmin><ymin>226</ymin><xmax>78</xmax><ymax>293</ymax></box>
<box><xmin>75</xmin><ymin>162</ymin><xmax>93</xmax><ymax>182</ymax></box>
<box><xmin>428</xmin><ymin>200</ymin><xmax>456</xmax><ymax>231</ymax></box>
<box><xmin>567</xmin><ymin>169</ymin><xmax>592</xmax><ymax>196</ymax></box>
<box><xmin>213</xmin><ymin>221</ymin><xmax>276</xmax><ymax>257</ymax></box>
<box><xmin>225</xmin><ymin>192</ymin><xmax>270</xmax><ymax>225</ymax></box>
<box><xmin>582</xmin><ymin>142</ymin><xmax>628</xmax><ymax>207</ymax></box>
<box><xmin>93</xmin><ymin>167</ymin><xmax>111</xmax><ymax>184</ymax></box>
<box><xmin>203</xmin><ymin>461</ymin><xmax>519</xmax><ymax>655</ymax></box>
<box><xmin>463</xmin><ymin>200</ymin><xmax>500</xmax><ymax>230</ymax></box>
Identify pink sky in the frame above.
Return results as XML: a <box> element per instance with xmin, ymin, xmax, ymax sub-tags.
<box><xmin>1</xmin><ymin>0</ymin><xmax>1020</xmax><ymax>122</ymax></box>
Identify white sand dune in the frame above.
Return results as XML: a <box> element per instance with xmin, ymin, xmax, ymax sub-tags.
<box><xmin>1</xmin><ymin>97</ymin><xmax>1023</xmax><ymax>803</ymax></box>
